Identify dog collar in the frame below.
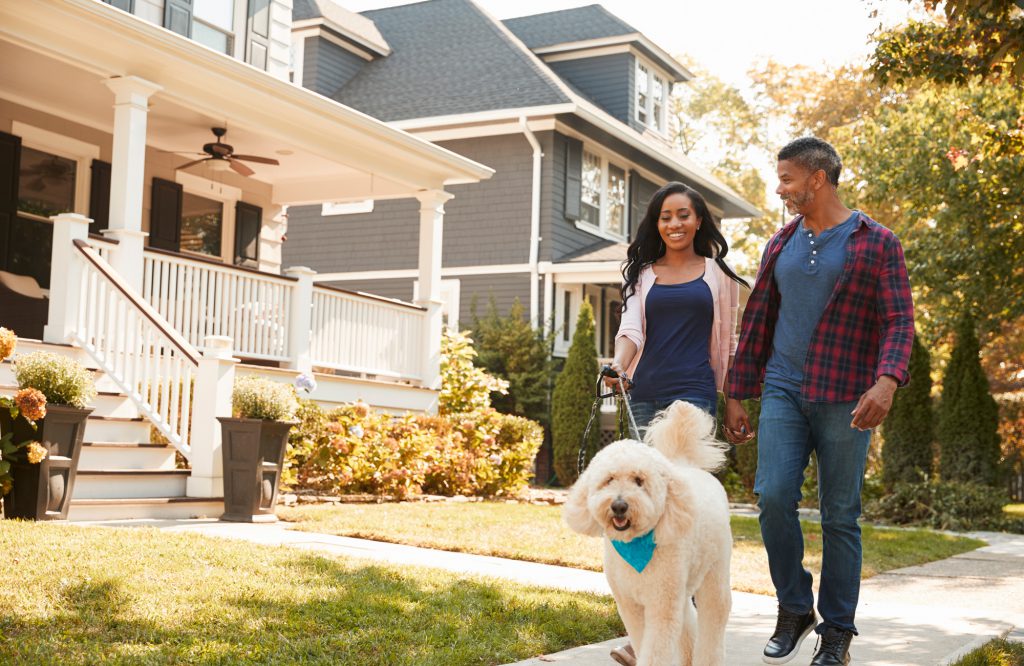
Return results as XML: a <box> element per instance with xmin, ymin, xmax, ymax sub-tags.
<box><xmin>611</xmin><ymin>529</ymin><xmax>656</xmax><ymax>573</ymax></box>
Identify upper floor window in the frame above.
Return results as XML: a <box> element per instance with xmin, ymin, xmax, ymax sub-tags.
<box><xmin>579</xmin><ymin>148</ymin><xmax>628</xmax><ymax>239</ymax></box>
<box><xmin>192</xmin><ymin>0</ymin><xmax>235</xmax><ymax>55</ymax></box>
<box><xmin>635</xmin><ymin>59</ymin><xmax>668</xmax><ymax>134</ymax></box>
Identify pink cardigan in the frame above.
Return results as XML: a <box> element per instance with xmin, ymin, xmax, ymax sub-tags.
<box><xmin>616</xmin><ymin>259</ymin><xmax>739</xmax><ymax>393</ymax></box>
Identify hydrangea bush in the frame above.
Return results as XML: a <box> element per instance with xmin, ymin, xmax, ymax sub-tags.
<box><xmin>0</xmin><ymin>328</ymin><xmax>49</xmax><ymax>497</ymax></box>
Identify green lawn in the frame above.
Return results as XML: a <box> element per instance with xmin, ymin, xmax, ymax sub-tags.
<box><xmin>0</xmin><ymin>521</ymin><xmax>622</xmax><ymax>665</ymax></box>
<box><xmin>278</xmin><ymin>501</ymin><xmax>984</xmax><ymax>596</ymax></box>
<box><xmin>949</xmin><ymin>638</ymin><xmax>1024</xmax><ymax>666</ymax></box>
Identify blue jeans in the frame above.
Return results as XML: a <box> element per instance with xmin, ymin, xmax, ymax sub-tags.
<box><xmin>629</xmin><ymin>397</ymin><xmax>716</xmax><ymax>440</ymax></box>
<box><xmin>754</xmin><ymin>384</ymin><xmax>871</xmax><ymax>635</ymax></box>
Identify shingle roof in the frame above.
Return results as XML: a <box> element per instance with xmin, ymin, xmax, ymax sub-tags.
<box><xmin>334</xmin><ymin>0</ymin><xmax>570</xmax><ymax>122</ymax></box>
<box><xmin>292</xmin><ymin>0</ymin><xmax>391</xmax><ymax>56</ymax></box>
<box><xmin>558</xmin><ymin>240</ymin><xmax>628</xmax><ymax>263</ymax></box>
<box><xmin>502</xmin><ymin>5</ymin><xmax>637</xmax><ymax>49</ymax></box>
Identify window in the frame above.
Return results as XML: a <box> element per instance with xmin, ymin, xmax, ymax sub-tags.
<box><xmin>181</xmin><ymin>191</ymin><xmax>223</xmax><ymax>257</ymax></box>
<box><xmin>635</xmin><ymin>58</ymin><xmax>668</xmax><ymax>134</ymax></box>
<box><xmin>577</xmin><ymin>147</ymin><xmax>629</xmax><ymax>240</ymax></box>
<box><xmin>193</xmin><ymin>0</ymin><xmax>234</xmax><ymax>54</ymax></box>
<box><xmin>18</xmin><ymin>147</ymin><xmax>76</xmax><ymax>219</ymax></box>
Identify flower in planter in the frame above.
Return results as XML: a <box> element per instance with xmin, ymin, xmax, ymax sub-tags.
<box><xmin>232</xmin><ymin>375</ymin><xmax>299</xmax><ymax>422</ymax></box>
<box><xmin>0</xmin><ymin>327</ymin><xmax>15</xmax><ymax>361</ymax></box>
<box><xmin>13</xmin><ymin>351</ymin><xmax>95</xmax><ymax>408</ymax></box>
<box><xmin>24</xmin><ymin>441</ymin><xmax>46</xmax><ymax>465</ymax></box>
<box><xmin>14</xmin><ymin>388</ymin><xmax>46</xmax><ymax>423</ymax></box>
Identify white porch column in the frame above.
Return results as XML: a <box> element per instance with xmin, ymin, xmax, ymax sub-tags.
<box><xmin>102</xmin><ymin>76</ymin><xmax>162</xmax><ymax>292</ymax></box>
<box><xmin>43</xmin><ymin>213</ymin><xmax>91</xmax><ymax>344</ymax></box>
<box><xmin>283</xmin><ymin>266</ymin><xmax>315</xmax><ymax>374</ymax></box>
<box><xmin>186</xmin><ymin>335</ymin><xmax>238</xmax><ymax>498</ymax></box>
<box><xmin>414</xmin><ymin>190</ymin><xmax>453</xmax><ymax>393</ymax></box>
<box><xmin>542</xmin><ymin>267</ymin><xmax>554</xmax><ymax>339</ymax></box>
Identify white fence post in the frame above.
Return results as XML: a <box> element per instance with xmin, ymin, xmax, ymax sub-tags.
<box><xmin>186</xmin><ymin>335</ymin><xmax>237</xmax><ymax>499</ymax></box>
<box><xmin>43</xmin><ymin>213</ymin><xmax>91</xmax><ymax>344</ymax></box>
<box><xmin>284</xmin><ymin>266</ymin><xmax>315</xmax><ymax>374</ymax></box>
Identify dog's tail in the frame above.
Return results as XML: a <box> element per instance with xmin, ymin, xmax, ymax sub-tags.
<box><xmin>643</xmin><ymin>400</ymin><xmax>730</xmax><ymax>472</ymax></box>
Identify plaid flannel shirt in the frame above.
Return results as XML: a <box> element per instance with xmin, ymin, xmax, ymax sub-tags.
<box><xmin>728</xmin><ymin>212</ymin><xmax>914</xmax><ymax>403</ymax></box>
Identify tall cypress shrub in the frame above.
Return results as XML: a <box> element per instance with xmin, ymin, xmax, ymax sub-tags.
<box><xmin>882</xmin><ymin>334</ymin><xmax>935</xmax><ymax>488</ymax></box>
<box><xmin>938</xmin><ymin>314</ymin><xmax>1001</xmax><ymax>485</ymax></box>
<box><xmin>551</xmin><ymin>301</ymin><xmax>599</xmax><ymax>486</ymax></box>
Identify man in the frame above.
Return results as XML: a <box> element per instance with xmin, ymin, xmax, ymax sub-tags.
<box><xmin>724</xmin><ymin>137</ymin><xmax>914</xmax><ymax>666</ymax></box>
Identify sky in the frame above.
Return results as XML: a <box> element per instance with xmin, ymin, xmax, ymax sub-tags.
<box><xmin>341</xmin><ymin>0</ymin><xmax>916</xmax><ymax>92</ymax></box>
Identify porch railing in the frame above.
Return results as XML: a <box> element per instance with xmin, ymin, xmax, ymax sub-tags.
<box><xmin>142</xmin><ymin>248</ymin><xmax>294</xmax><ymax>362</ymax></box>
<box><xmin>71</xmin><ymin>240</ymin><xmax>199</xmax><ymax>459</ymax></box>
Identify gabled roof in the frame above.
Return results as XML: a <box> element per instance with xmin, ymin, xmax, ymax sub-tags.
<box><xmin>293</xmin><ymin>0</ymin><xmax>391</xmax><ymax>57</ymax></box>
<box><xmin>335</xmin><ymin>0</ymin><xmax>570</xmax><ymax>122</ymax></box>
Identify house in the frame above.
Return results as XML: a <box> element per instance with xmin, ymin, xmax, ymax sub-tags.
<box><xmin>0</xmin><ymin>0</ymin><xmax>492</xmax><ymax>519</ymax></box>
<box><xmin>283</xmin><ymin>0</ymin><xmax>761</xmax><ymax>361</ymax></box>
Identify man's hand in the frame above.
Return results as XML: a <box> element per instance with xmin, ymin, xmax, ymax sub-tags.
<box><xmin>851</xmin><ymin>376</ymin><xmax>898</xmax><ymax>431</ymax></box>
<box><xmin>724</xmin><ymin>398</ymin><xmax>754</xmax><ymax>444</ymax></box>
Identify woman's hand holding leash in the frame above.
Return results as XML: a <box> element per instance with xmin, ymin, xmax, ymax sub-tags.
<box><xmin>724</xmin><ymin>397</ymin><xmax>754</xmax><ymax>444</ymax></box>
<box><xmin>602</xmin><ymin>363</ymin><xmax>633</xmax><ymax>392</ymax></box>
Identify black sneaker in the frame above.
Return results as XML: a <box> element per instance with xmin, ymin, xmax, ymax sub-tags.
<box><xmin>810</xmin><ymin>626</ymin><xmax>853</xmax><ymax>665</ymax></box>
<box><xmin>762</xmin><ymin>606</ymin><xmax>816</xmax><ymax>664</ymax></box>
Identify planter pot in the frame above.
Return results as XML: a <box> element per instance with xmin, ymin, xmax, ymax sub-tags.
<box><xmin>1</xmin><ymin>404</ymin><xmax>93</xmax><ymax>520</ymax></box>
<box><xmin>217</xmin><ymin>417</ymin><xmax>294</xmax><ymax>523</ymax></box>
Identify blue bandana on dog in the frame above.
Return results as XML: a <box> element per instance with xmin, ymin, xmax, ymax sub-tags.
<box><xmin>611</xmin><ymin>530</ymin><xmax>656</xmax><ymax>573</ymax></box>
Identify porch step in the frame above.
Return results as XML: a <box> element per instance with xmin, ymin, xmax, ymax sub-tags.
<box><xmin>85</xmin><ymin>415</ymin><xmax>151</xmax><ymax>442</ymax></box>
<box><xmin>73</xmin><ymin>469</ymin><xmax>189</xmax><ymax>499</ymax></box>
<box><xmin>80</xmin><ymin>442</ymin><xmax>177</xmax><ymax>470</ymax></box>
<box><xmin>1</xmin><ymin>357</ymin><xmax>119</xmax><ymax>394</ymax></box>
<box><xmin>0</xmin><ymin>385</ymin><xmax>139</xmax><ymax>419</ymax></box>
<box><xmin>67</xmin><ymin>496</ymin><xmax>224</xmax><ymax>521</ymax></box>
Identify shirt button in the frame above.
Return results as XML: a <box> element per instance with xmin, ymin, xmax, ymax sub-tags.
<box><xmin>810</xmin><ymin>240</ymin><xmax>815</xmax><ymax>245</ymax></box>
<box><xmin>812</xmin><ymin>250</ymin><xmax>817</xmax><ymax>255</ymax></box>
<box><xmin>810</xmin><ymin>260</ymin><xmax>816</xmax><ymax>264</ymax></box>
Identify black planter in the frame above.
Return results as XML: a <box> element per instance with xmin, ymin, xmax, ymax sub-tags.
<box><xmin>1</xmin><ymin>404</ymin><xmax>93</xmax><ymax>520</ymax></box>
<box><xmin>217</xmin><ymin>417</ymin><xmax>293</xmax><ymax>523</ymax></box>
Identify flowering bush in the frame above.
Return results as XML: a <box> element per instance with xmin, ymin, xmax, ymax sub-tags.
<box><xmin>0</xmin><ymin>328</ymin><xmax>48</xmax><ymax>497</ymax></box>
<box><xmin>232</xmin><ymin>375</ymin><xmax>299</xmax><ymax>421</ymax></box>
<box><xmin>13</xmin><ymin>350</ymin><xmax>95</xmax><ymax>408</ymax></box>
<box><xmin>439</xmin><ymin>330</ymin><xmax>508</xmax><ymax>415</ymax></box>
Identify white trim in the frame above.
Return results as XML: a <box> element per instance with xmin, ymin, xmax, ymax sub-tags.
<box><xmin>174</xmin><ymin>171</ymin><xmax>241</xmax><ymax>263</ymax></box>
<box><xmin>314</xmin><ymin>263</ymin><xmax>533</xmax><ymax>282</ymax></box>
<box><xmin>321</xmin><ymin>200</ymin><xmax>374</xmax><ymax>216</ymax></box>
<box><xmin>12</xmin><ymin>121</ymin><xmax>100</xmax><ymax>219</ymax></box>
<box><xmin>531</xmin><ymin>34</ymin><xmax>693</xmax><ymax>82</ymax></box>
<box><xmin>413</xmin><ymin>278</ymin><xmax>461</xmax><ymax>331</ymax></box>
<box><xmin>553</xmin><ymin>283</ymin><xmax>583</xmax><ymax>356</ymax></box>
<box><xmin>579</xmin><ymin>143</ymin><xmax>629</xmax><ymax>241</ymax></box>
<box><xmin>635</xmin><ymin>56</ymin><xmax>669</xmax><ymax>136</ymax></box>
<box><xmin>573</xmin><ymin>219</ymin><xmax>628</xmax><ymax>244</ymax></box>
<box><xmin>410</xmin><ymin>117</ymin><xmax>557</xmax><ymax>143</ymax></box>
<box><xmin>290</xmin><ymin>33</ymin><xmax>306</xmax><ymax>86</ymax></box>
<box><xmin>389</xmin><ymin>105</ymin><xmax>575</xmax><ymax>131</ymax></box>
<box><xmin>540</xmin><ymin>44</ymin><xmax>631</xmax><ymax>63</ymax></box>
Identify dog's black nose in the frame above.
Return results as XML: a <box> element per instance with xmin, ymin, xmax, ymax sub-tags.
<box><xmin>611</xmin><ymin>498</ymin><xmax>628</xmax><ymax>516</ymax></box>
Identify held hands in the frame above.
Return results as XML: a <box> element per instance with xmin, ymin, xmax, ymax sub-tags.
<box><xmin>602</xmin><ymin>362</ymin><xmax>632</xmax><ymax>392</ymax></box>
<box><xmin>851</xmin><ymin>375</ymin><xmax>898</xmax><ymax>431</ymax></box>
<box><xmin>724</xmin><ymin>398</ymin><xmax>754</xmax><ymax>444</ymax></box>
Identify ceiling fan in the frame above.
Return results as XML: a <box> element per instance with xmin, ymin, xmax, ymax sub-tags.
<box><xmin>176</xmin><ymin>127</ymin><xmax>279</xmax><ymax>177</ymax></box>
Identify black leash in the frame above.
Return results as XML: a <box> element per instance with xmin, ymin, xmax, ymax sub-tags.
<box><xmin>577</xmin><ymin>365</ymin><xmax>642</xmax><ymax>476</ymax></box>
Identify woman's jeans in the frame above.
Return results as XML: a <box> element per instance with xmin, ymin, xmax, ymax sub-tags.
<box><xmin>629</xmin><ymin>396</ymin><xmax>716</xmax><ymax>439</ymax></box>
<box><xmin>754</xmin><ymin>383</ymin><xmax>871</xmax><ymax>635</ymax></box>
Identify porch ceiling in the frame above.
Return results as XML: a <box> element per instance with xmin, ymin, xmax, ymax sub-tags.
<box><xmin>0</xmin><ymin>0</ymin><xmax>493</xmax><ymax>205</ymax></box>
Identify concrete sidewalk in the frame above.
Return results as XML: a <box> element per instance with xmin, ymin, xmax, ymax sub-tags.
<box><xmin>74</xmin><ymin>519</ymin><xmax>1024</xmax><ymax>666</ymax></box>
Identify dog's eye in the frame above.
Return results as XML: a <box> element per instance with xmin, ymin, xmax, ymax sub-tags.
<box><xmin>634</xmin><ymin>476</ymin><xmax>644</xmax><ymax>487</ymax></box>
<box><xmin>601</xmin><ymin>476</ymin><xmax>614</xmax><ymax>488</ymax></box>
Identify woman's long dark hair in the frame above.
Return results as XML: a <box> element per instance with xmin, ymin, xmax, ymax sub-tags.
<box><xmin>621</xmin><ymin>181</ymin><xmax>748</xmax><ymax>310</ymax></box>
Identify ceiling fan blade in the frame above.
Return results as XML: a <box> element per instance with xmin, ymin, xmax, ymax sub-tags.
<box><xmin>228</xmin><ymin>158</ymin><xmax>255</xmax><ymax>177</ymax></box>
<box><xmin>177</xmin><ymin>157</ymin><xmax>211</xmax><ymax>170</ymax></box>
<box><xmin>231</xmin><ymin>155</ymin><xmax>280</xmax><ymax>165</ymax></box>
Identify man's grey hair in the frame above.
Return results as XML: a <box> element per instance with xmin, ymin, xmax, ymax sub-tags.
<box><xmin>778</xmin><ymin>137</ymin><xmax>842</xmax><ymax>187</ymax></box>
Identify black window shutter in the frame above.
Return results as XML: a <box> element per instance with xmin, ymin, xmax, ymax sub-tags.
<box><xmin>104</xmin><ymin>0</ymin><xmax>135</xmax><ymax>12</ymax></box>
<box><xmin>628</xmin><ymin>169</ymin><xmax>642</xmax><ymax>240</ymax></box>
<box><xmin>246</xmin><ymin>0</ymin><xmax>271</xmax><ymax>71</ymax></box>
<box><xmin>164</xmin><ymin>0</ymin><xmax>193</xmax><ymax>37</ymax></box>
<box><xmin>149</xmin><ymin>178</ymin><xmax>182</xmax><ymax>252</ymax></box>
<box><xmin>89</xmin><ymin>160</ymin><xmax>112</xmax><ymax>236</ymax></box>
<box><xmin>564</xmin><ymin>136</ymin><xmax>582</xmax><ymax>221</ymax></box>
<box><xmin>234</xmin><ymin>201</ymin><xmax>261</xmax><ymax>266</ymax></box>
<box><xmin>0</xmin><ymin>131</ymin><xmax>20</xmax><ymax>271</ymax></box>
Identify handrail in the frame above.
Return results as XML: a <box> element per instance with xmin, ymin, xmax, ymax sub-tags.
<box><xmin>75</xmin><ymin>239</ymin><xmax>199</xmax><ymax>364</ymax></box>
<box><xmin>144</xmin><ymin>245</ymin><xmax>298</xmax><ymax>282</ymax></box>
<box><xmin>312</xmin><ymin>283</ymin><xmax>426</xmax><ymax>312</ymax></box>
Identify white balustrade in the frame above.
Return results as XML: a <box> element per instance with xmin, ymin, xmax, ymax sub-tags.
<box><xmin>310</xmin><ymin>286</ymin><xmax>425</xmax><ymax>381</ymax></box>
<box><xmin>142</xmin><ymin>250</ymin><xmax>293</xmax><ymax>362</ymax></box>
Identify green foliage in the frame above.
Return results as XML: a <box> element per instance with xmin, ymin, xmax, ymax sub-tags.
<box><xmin>882</xmin><ymin>334</ymin><xmax>936</xmax><ymax>488</ymax></box>
<box><xmin>865</xmin><ymin>480</ymin><xmax>1023</xmax><ymax>532</ymax></box>
<box><xmin>471</xmin><ymin>299</ymin><xmax>552</xmax><ymax>426</ymax></box>
<box><xmin>231</xmin><ymin>375</ymin><xmax>298</xmax><ymax>422</ymax></box>
<box><xmin>939</xmin><ymin>314</ymin><xmax>1002</xmax><ymax>485</ymax></box>
<box><xmin>948</xmin><ymin>638</ymin><xmax>1024</xmax><ymax>666</ymax></box>
<box><xmin>13</xmin><ymin>351</ymin><xmax>95</xmax><ymax>408</ymax></box>
<box><xmin>550</xmin><ymin>301</ymin><xmax>598</xmax><ymax>486</ymax></box>
<box><xmin>439</xmin><ymin>330</ymin><xmax>508</xmax><ymax>415</ymax></box>
<box><xmin>715</xmin><ymin>394</ymin><xmax>761</xmax><ymax>500</ymax></box>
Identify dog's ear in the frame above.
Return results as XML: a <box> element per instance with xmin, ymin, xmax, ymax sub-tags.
<box><xmin>655</xmin><ymin>469</ymin><xmax>695</xmax><ymax>544</ymax></box>
<box><xmin>563</xmin><ymin>469</ymin><xmax>604</xmax><ymax>537</ymax></box>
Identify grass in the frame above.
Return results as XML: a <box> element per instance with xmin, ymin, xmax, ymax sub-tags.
<box><xmin>0</xmin><ymin>521</ymin><xmax>622</xmax><ymax>665</ymax></box>
<box><xmin>277</xmin><ymin>501</ymin><xmax>985</xmax><ymax>596</ymax></box>
<box><xmin>948</xmin><ymin>638</ymin><xmax>1024</xmax><ymax>666</ymax></box>
<box><xmin>1005</xmin><ymin>504</ymin><xmax>1024</xmax><ymax>517</ymax></box>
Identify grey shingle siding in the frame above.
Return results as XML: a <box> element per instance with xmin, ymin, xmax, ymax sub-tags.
<box><xmin>302</xmin><ymin>36</ymin><xmax>365</xmax><ymax>97</ymax></box>
<box><xmin>548</xmin><ymin>53</ymin><xmax>632</xmax><ymax>124</ymax></box>
<box><xmin>323</xmin><ymin>278</ymin><xmax>413</xmax><ymax>302</ymax></box>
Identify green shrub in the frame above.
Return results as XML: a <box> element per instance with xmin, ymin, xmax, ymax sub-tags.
<box><xmin>551</xmin><ymin>301</ymin><xmax>599</xmax><ymax>486</ymax></box>
<box><xmin>882</xmin><ymin>334</ymin><xmax>936</xmax><ymax>488</ymax></box>
<box><xmin>13</xmin><ymin>351</ymin><xmax>95</xmax><ymax>408</ymax></box>
<box><xmin>938</xmin><ymin>314</ymin><xmax>1001</xmax><ymax>485</ymax></box>
<box><xmin>232</xmin><ymin>375</ymin><xmax>298</xmax><ymax>421</ymax></box>
<box><xmin>439</xmin><ymin>330</ymin><xmax>508</xmax><ymax>415</ymax></box>
<box><xmin>865</xmin><ymin>480</ymin><xmax>1024</xmax><ymax>532</ymax></box>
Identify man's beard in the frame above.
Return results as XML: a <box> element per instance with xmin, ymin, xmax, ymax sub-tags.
<box><xmin>783</xmin><ymin>188</ymin><xmax>814</xmax><ymax>213</ymax></box>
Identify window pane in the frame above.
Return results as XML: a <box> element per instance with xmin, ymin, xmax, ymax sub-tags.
<box><xmin>581</xmin><ymin>151</ymin><xmax>602</xmax><ymax>226</ymax></box>
<box><xmin>653</xmin><ymin>76</ymin><xmax>665</xmax><ymax>131</ymax></box>
<box><xmin>636</xmin><ymin>63</ymin><xmax>649</xmax><ymax>123</ymax></box>
<box><xmin>194</xmin><ymin>0</ymin><xmax>233</xmax><ymax>29</ymax></box>
<box><xmin>193</xmin><ymin>21</ymin><xmax>232</xmax><ymax>54</ymax></box>
<box><xmin>606</xmin><ymin>164</ymin><xmax>626</xmax><ymax>236</ymax></box>
<box><xmin>181</xmin><ymin>192</ymin><xmax>223</xmax><ymax>257</ymax></box>
<box><xmin>18</xmin><ymin>146</ymin><xmax>76</xmax><ymax>218</ymax></box>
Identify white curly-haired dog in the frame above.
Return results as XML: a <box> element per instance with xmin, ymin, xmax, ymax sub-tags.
<box><xmin>563</xmin><ymin>400</ymin><xmax>732</xmax><ymax>666</ymax></box>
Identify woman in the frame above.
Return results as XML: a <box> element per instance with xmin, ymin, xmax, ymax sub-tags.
<box><xmin>606</xmin><ymin>181</ymin><xmax>748</xmax><ymax>433</ymax></box>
